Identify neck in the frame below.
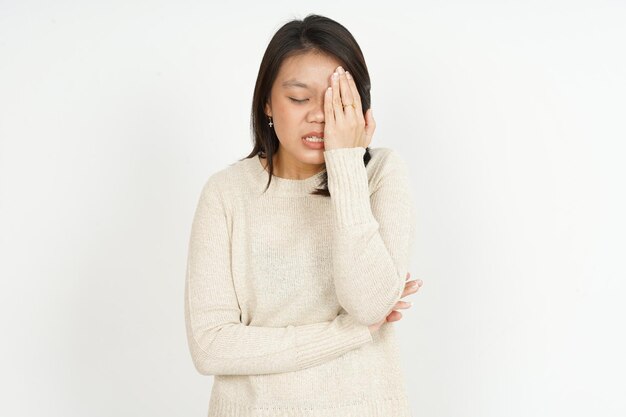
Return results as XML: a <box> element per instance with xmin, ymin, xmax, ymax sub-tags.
<box><xmin>263</xmin><ymin>148</ymin><xmax>325</xmax><ymax>180</ymax></box>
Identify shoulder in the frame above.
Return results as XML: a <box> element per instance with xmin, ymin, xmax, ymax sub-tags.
<box><xmin>367</xmin><ymin>146</ymin><xmax>405</xmax><ymax>166</ymax></box>
<box><xmin>197</xmin><ymin>156</ymin><xmax>256</xmax><ymax>205</ymax></box>
<box><xmin>366</xmin><ymin>146</ymin><xmax>409</xmax><ymax>184</ymax></box>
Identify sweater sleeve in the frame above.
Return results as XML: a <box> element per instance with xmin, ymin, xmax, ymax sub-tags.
<box><xmin>184</xmin><ymin>175</ymin><xmax>373</xmax><ymax>376</ymax></box>
<box><xmin>323</xmin><ymin>147</ymin><xmax>417</xmax><ymax>327</ymax></box>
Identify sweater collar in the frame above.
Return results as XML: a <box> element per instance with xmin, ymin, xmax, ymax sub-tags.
<box><xmin>247</xmin><ymin>154</ymin><xmax>327</xmax><ymax>197</ymax></box>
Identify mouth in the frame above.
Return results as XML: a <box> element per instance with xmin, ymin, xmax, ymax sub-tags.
<box><xmin>303</xmin><ymin>136</ymin><xmax>324</xmax><ymax>143</ymax></box>
<box><xmin>302</xmin><ymin>131</ymin><xmax>325</xmax><ymax>143</ymax></box>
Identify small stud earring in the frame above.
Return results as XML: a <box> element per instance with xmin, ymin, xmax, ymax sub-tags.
<box><xmin>268</xmin><ymin>116</ymin><xmax>273</xmax><ymax>127</ymax></box>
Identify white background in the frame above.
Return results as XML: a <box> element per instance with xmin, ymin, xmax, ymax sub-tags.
<box><xmin>1</xmin><ymin>1</ymin><xmax>625</xmax><ymax>416</ymax></box>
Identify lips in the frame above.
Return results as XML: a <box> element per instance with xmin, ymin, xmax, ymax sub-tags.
<box><xmin>302</xmin><ymin>131</ymin><xmax>324</xmax><ymax>139</ymax></box>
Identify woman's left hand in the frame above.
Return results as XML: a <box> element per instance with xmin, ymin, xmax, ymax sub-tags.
<box><xmin>323</xmin><ymin>65</ymin><xmax>375</xmax><ymax>151</ymax></box>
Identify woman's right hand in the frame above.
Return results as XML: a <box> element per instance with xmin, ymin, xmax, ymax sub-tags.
<box><xmin>368</xmin><ymin>272</ymin><xmax>423</xmax><ymax>334</ymax></box>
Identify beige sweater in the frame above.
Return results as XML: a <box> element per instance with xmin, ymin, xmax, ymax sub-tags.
<box><xmin>184</xmin><ymin>146</ymin><xmax>417</xmax><ymax>416</ymax></box>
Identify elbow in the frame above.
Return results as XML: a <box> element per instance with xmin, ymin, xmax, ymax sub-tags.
<box><xmin>337</xmin><ymin>276</ymin><xmax>405</xmax><ymax>327</ymax></box>
<box><xmin>190</xmin><ymin>354</ymin><xmax>217</xmax><ymax>376</ymax></box>
<box><xmin>185</xmin><ymin>322</ymin><xmax>226</xmax><ymax>376</ymax></box>
<box><xmin>187</xmin><ymin>340</ymin><xmax>219</xmax><ymax>376</ymax></box>
<box><xmin>348</xmin><ymin>309</ymin><xmax>385</xmax><ymax>327</ymax></box>
<box><xmin>188</xmin><ymin>337</ymin><xmax>233</xmax><ymax>376</ymax></box>
<box><xmin>190</xmin><ymin>358</ymin><xmax>212</xmax><ymax>376</ymax></box>
<box><xmin>338</xmin><ymin>297</ymin><xmax>397</xmax><ymax>327</ymax></box>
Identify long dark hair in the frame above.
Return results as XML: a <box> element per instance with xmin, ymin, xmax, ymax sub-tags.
<box><xmin>242</xmin><ymin>14</ymin><xmax>372</xmax><ymax>196</ymax></box>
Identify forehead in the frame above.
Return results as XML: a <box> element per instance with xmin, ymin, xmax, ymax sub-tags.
<box><xmin>276</xmin><ymin>52</ymin><xmax>343</xmax><ymax>91</ymax></box>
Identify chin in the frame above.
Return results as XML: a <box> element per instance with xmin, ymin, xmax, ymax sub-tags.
<box><xmin>299</xmin><ymin>150</ymin><xmax>326</xmax><ymax>164</ymax></box>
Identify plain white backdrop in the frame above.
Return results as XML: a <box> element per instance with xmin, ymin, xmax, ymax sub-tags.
<box><xmin>1</xmin><ymin>1</ymin><xmax>625</xmax><ymax>416</ymax></box>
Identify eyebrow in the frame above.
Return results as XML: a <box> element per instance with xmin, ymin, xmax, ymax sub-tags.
<box><xmin>281</xmin><ymin>79</ymin><xmax>309</xmax><ymax>89</ymax></box>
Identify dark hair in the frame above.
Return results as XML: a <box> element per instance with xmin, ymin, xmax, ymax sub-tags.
<box><xmin>241</xmin><ymin>14</ymin><xmax>372</xmax><ymax>196</ymax></box>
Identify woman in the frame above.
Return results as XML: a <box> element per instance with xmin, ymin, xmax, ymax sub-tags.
<box><xmin>185</xmin><ymin>14</ymin><xmax>423</xmax><ymax>416</ymax></box>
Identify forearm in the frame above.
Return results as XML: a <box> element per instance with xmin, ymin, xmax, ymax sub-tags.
<box><xmin>324</xmin><ymin>147</ymin><xmax>415</xmax><ymax>326</ymax></box>
<box><xmin>185</xmin><ymin>278</ymin><xmax>372</xmax><ymax>376</ymax></box>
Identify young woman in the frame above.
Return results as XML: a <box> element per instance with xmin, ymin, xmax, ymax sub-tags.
<box><xmin>185</xmin><ymin>14</ymin><xmax>423</xmax><ymax>417</ymax></box>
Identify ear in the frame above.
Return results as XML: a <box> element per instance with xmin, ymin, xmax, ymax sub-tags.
<box><xmin>264</xmin><ymin>100</ymin><xmax>272</xmax><ymax>117</ymax></box>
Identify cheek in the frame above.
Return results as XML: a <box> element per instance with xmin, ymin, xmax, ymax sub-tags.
<box><xmin>274</xmin><ymin>103</ymin><xmax>304</xmax><ymax>126</ymax></box>
<box><xmin>273</xmin><ymin>107</ymin><xmax>305</xmax><ymax>144</ymax></box>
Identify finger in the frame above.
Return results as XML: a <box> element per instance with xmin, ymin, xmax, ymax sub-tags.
<box><xmin>337</xmin><ymin>67</ymin><xmax>355</xmax><ymax>114</ymax></box>
<box><xmin>402</xmin><ymin>281</ymin><xmax>421</xmax><ymax>297</ymax></box>
<box><xmin>406</xmin><ymin>272</ymin><xmax>411</xmax><ymax>281</ymax></box>
<box><xmin>393</xmin><ymin>300</ymin><xmax>412</xmax><ymax>310</ymax></box>
<box><xmin>345</xmin><ymin>71</ymin><xmax>365</xmax><ymax>123</ymax></box>
<box><xmin>402</xmin><ymin>286</ymin><xmax>419</xmax><ymax>298</ymax></box>
<box><xmin>363</xmin><ymin>108</ymin><xmax>376</xmax><ymax>147</ymax></box>
<box><xmin>405</xmin><ymin>279</ymin><xmax>421</xmax><ymax>289</ymax></box>
<box><xmin>411</xmin><ymin>279</ymin><xmax>423</xmax><ymax>287</ymax></box>
<box><xmin>386</xmin><ymin>310</ymin><xmax>402</xmax><ymax>322</ymax></box>
<box><xmin>331</xmin><ymin>71</ymin><xmax>344</xmax><ymax>122</ymax></box>
<box><xmin>324</xmin><ymin>87</ymin><xmax>334</xmax><ymax>126</ymax></box>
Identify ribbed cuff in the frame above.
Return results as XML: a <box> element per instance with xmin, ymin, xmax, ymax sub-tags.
<box><xmin>323</xmin><ymin>147</ymin><xmax>375</xmax><ymax>227</ymax></box>
<box><xmin>294</xmin><ymin>313</ymin><xmax>373</xmax><ymax>369</ymax></box>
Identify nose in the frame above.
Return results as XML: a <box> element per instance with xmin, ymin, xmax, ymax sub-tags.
<box><xmin>307</xmin><ymin>100</ymin><xmax>325</xmax><ymax>124</ymax></box>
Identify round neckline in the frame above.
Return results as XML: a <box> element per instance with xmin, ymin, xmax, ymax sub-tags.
<box><xmin>252</xmin><ymin>154</ymin><xmax>326</xmax><ymax>196</ymax></box>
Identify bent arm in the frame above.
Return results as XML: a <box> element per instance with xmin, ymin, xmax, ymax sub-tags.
<box><xmin>324</xmin><ymin>147</ymin><xmax>417</xmax><ymax>326</ymax></box>
<box><xmin>184</xmin><ymin>176</ymin><xmax>372</xmax><ymax>376</ymax></box>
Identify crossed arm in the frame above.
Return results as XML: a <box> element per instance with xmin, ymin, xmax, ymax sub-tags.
<box><xmin>184</xmin><ymin>147</ymin><xmax>415</xmax><ymax>375</ymax></box>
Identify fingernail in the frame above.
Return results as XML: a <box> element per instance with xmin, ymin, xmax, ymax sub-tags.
<box><xmin>332</xmin><ymin>72</ymin><xmax>338</xmax><ymax>80</ymax></box>
<box><xmin>345</xmin><ymin>71</ymin><xmax>352</xmax><ymax>80</ymax></box>
<box><xmin>337</xmin><ymin>66</ymin><xmax>344</xmax><ymax>73</ymax></box>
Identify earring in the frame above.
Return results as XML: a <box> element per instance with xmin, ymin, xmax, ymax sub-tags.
<box><xmin>268</xmin><ymin>116</ymin><xmax>273</xmax><ymax>128</ymax></box>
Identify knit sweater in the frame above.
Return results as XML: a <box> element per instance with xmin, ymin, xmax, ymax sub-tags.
<box><xmin>184</xmin><ymin>146</ymin><xmax>417</xmax><ymax>417</ymax></box>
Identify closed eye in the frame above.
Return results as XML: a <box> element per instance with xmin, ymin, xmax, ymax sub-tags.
<box><xmin>289</xmin><ymin>97</ymin><xmax>308</xmax><ymax>103</ymax></box>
